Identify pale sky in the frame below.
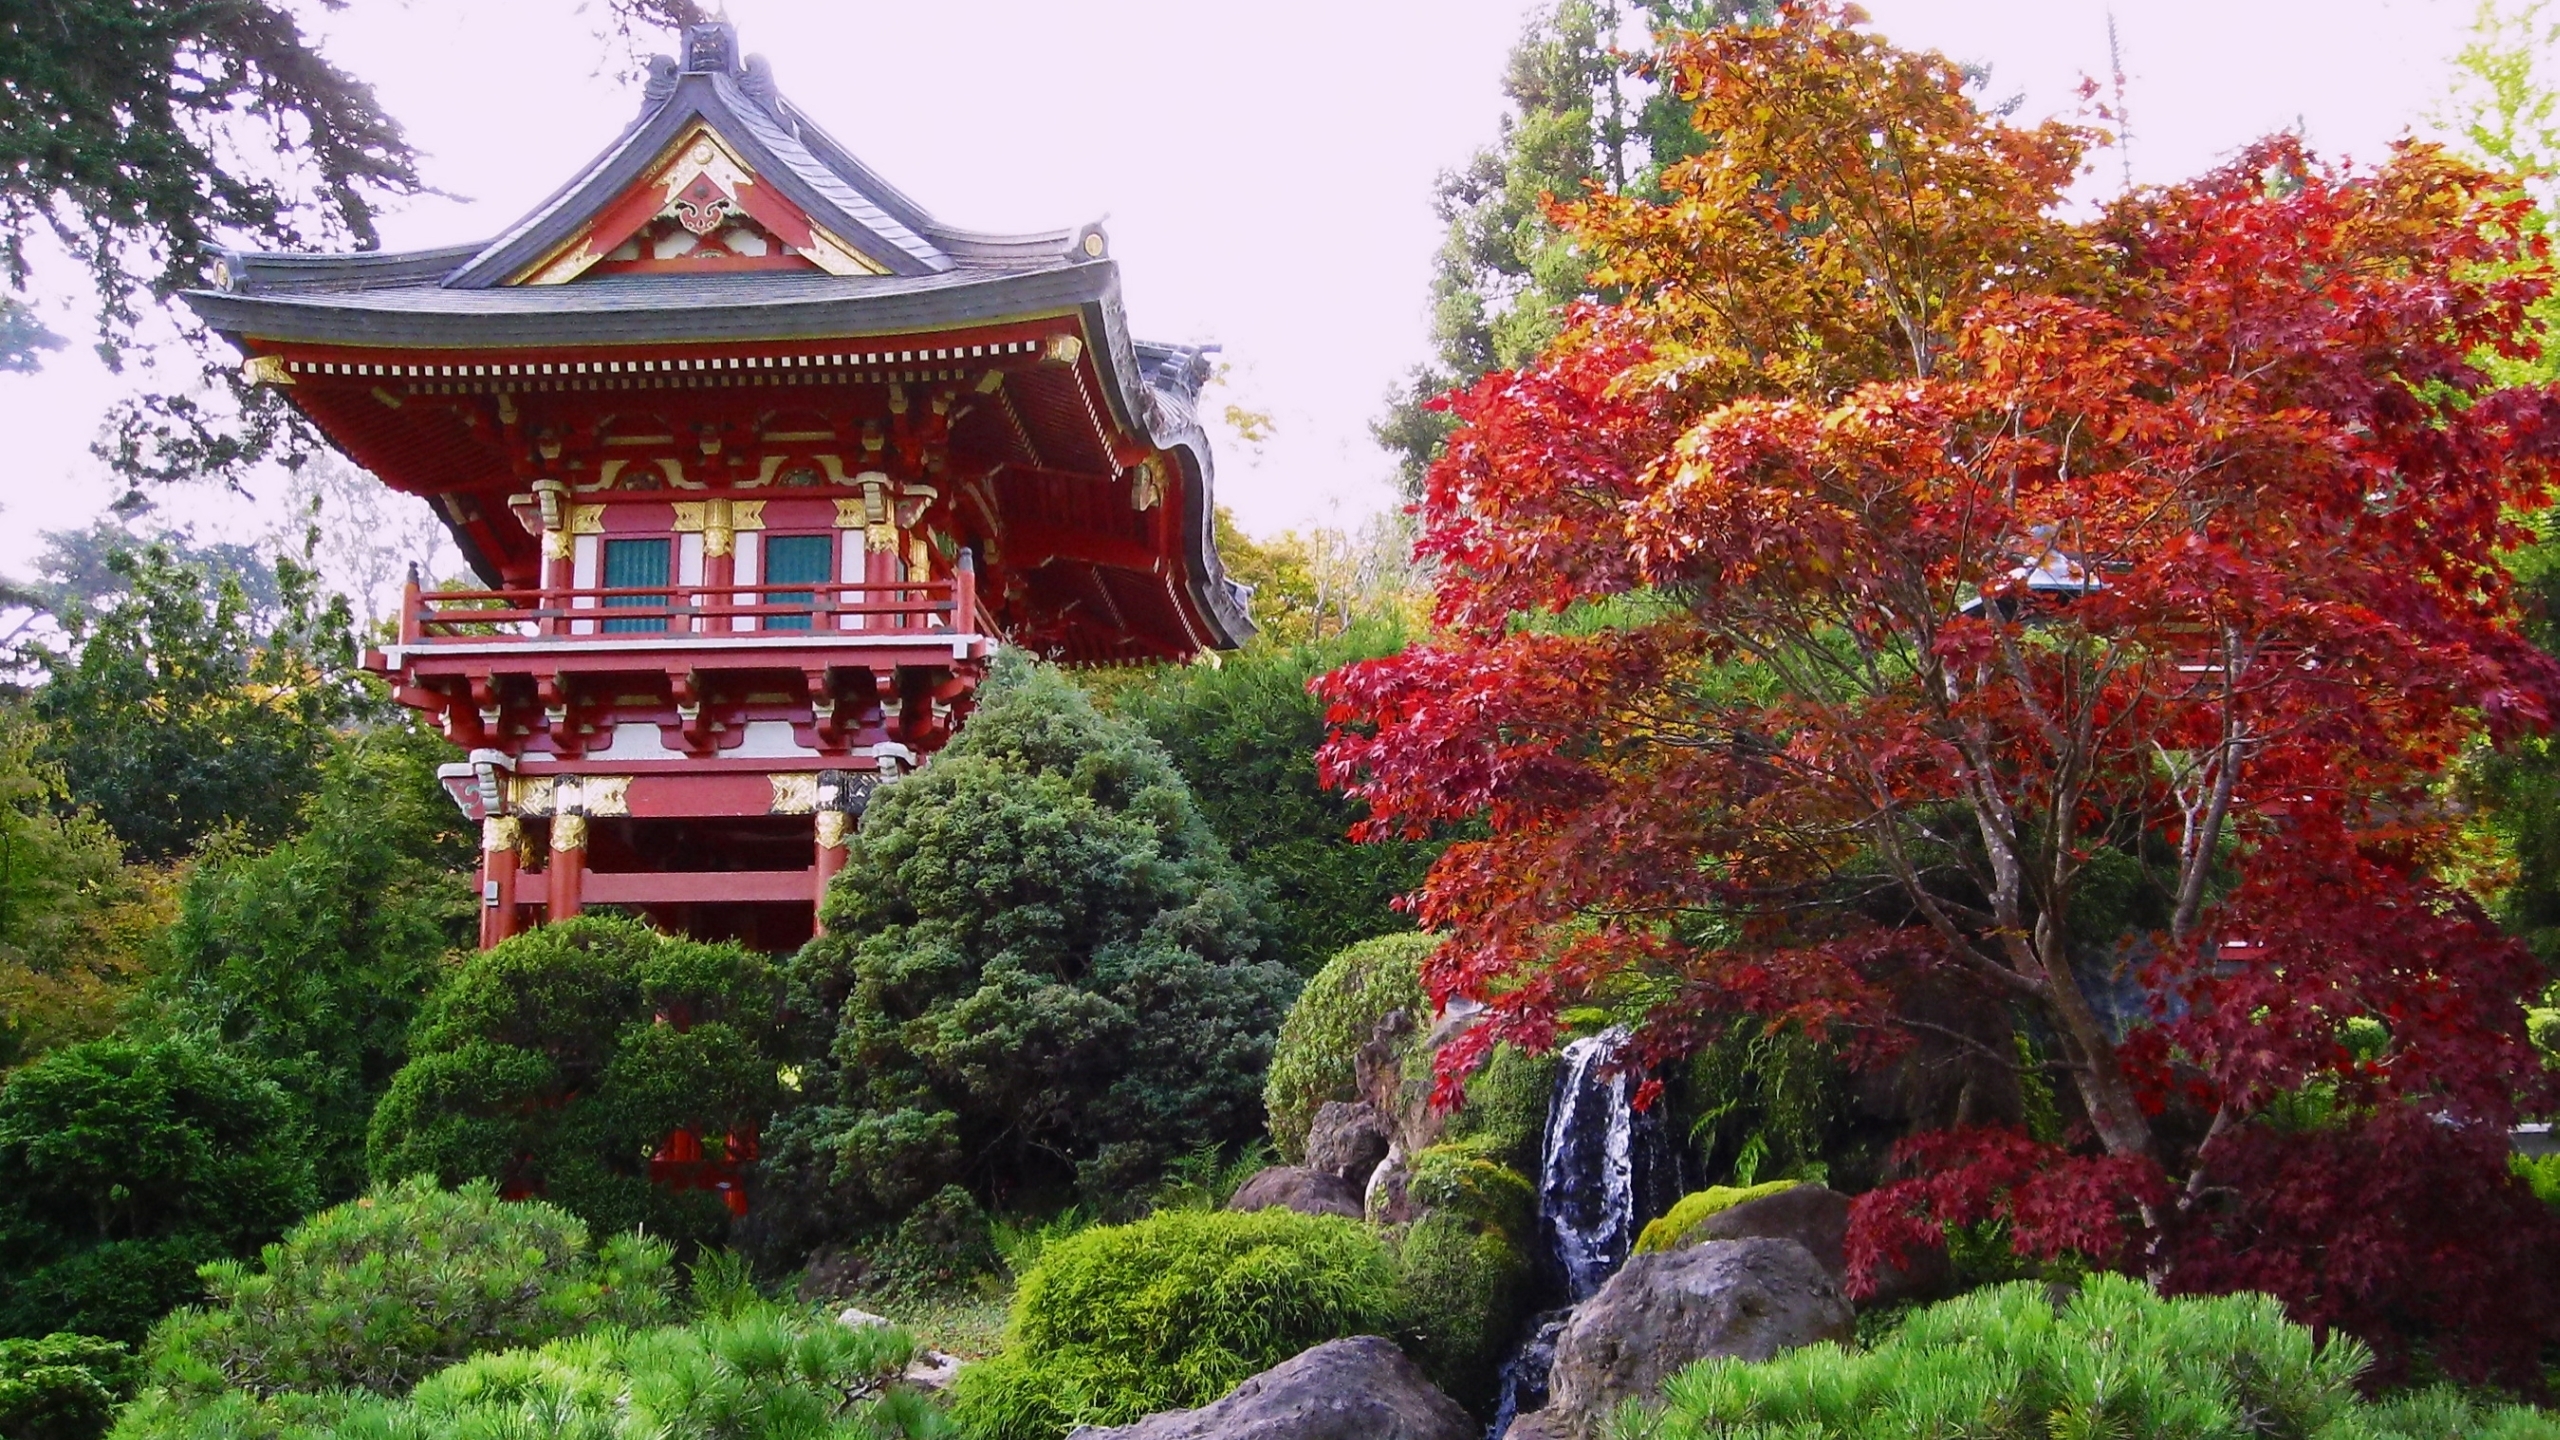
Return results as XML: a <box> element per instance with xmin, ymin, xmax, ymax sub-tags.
<box><xmin>0</xmin><ymin>0</ymin><xmax>2476</xmax><ymax>591</ymax></box>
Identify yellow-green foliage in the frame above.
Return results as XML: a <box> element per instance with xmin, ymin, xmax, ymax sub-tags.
<box><xmin>1407</xmin><ymin>1140</ymin><xmax>1536</xmax><ymax>1240</ymax></box>
<box><xmin>1262</xmin><ymin>933</ymin><xmax>1433</xmax><ymax>1162</ymax></box>
<box><xmin>949</xmin><ymin>1209</ymin><xmax>1402</xmax><ymax>1440</ymax></box>
<box><xmin>2520</xmin><ymin>1151</ymin><xmax>2560</xmax><ymax>1209</ymax></box>
<box><xmin>1629</xmin><ymin>1275</ymin><xmax>2559</xmax><ymax>1440</ymax></box>
<box><xmin>1632</xmin><ymin>1181</ymin><xmax>1802</xmax><ymax>1256</ymax></box>
<box><xmin>1442</xmin><ymin>1043</ymin><xmax>1558</xmax><ymax>1175</ymax></box>
<box><xmin>1394</xmin><ymin>1210</ymin><xmax>1529</xmax><ymax>1414</ymax></box>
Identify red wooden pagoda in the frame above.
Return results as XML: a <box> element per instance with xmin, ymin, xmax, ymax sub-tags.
<box><xmin>187</xmin><ymin>21</ymin><xmax>1251</xmax><ymax>953</ymax></box>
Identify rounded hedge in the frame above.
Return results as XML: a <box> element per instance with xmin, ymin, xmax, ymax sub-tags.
<box><xmin>123</xmin><ymin>1175</ymin><xmax>674</xmax><ymax>1428</ymax></box>
<box><xmin>949</xmin><ymin>1208</ymin><xmax>1403</xmax><ymax>1440</ymax></box>
<box><xmin>1394</xmin><ymin>1209</ymin><xmax>1531</xmax><ymax>1413</ymax></box>
<box><xmin>1263</xmin><ymin>932</ymin><xmax>1434</xmax><ymax>1162</ymax></box>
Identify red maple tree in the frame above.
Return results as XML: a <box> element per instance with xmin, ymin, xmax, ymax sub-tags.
<box><xmin>1319</xmin><ymin>3</ymin><xmax>2560</xmax><ymax>1381</ymax></box>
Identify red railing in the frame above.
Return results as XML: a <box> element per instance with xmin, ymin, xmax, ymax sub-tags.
<box><xmin>397</xmin><ymin>558</ymin><xmax>979</xmax><ymax>646</ymax></box>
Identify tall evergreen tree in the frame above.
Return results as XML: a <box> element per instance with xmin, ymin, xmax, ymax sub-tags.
<box><xmin>1376</xmin><ymin>1</ymin><xmax>1771</xmax><ymax>497</ymax></box>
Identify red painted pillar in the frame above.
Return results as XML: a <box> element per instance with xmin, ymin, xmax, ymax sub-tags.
<box><xmin>480</xmin><ymin>818</ymin><xmax>522</xmax><ymax>949</ymax></box>
<box><xmin>548</xmin><ymin>815</ymin><xmax>587</xmax><ymax>923</ymax></box>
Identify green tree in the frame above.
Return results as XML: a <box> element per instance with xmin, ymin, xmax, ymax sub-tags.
<box><xmin>0</xmin><ymin>1035</ymin><xmax>316</xmax><ymax>1343</ymax></box>
<box><xmin>763</xmin><ymin>659</ymin><xmax>1294</xmax><ymax>1249</ymax></box>
<box><xmin>1110</xmin><ymin>621</ymin><xmax>1442</xmax><ymax>973</ymax></box>
<box><xmin>156</xmin><ymin>720</ymin><xmax>474</xmax><ymax>1198</ymax></box>
<box><xmin>1376</xmin><ymin>1</ymin><xmax>1771</xmax><ymax>496</ymax></box>
<box><xmin>0</xmin><ymin>1333</ymin><xmax>134</xmax><ymax>1440</ymax></box>
<box><xmin>367</xmin><ymin>916</ymin><xmax>785</xmax><ymax>1249</ymax></box>
<box><xmin>0</xmin><ymin>707</ymin><xmax>154</xmax><ymax>1069</ymax></box>
<box><xmin>30</xmin><ymin>545</ymin><xmax>361</xmax><ymax>863</ymax></box>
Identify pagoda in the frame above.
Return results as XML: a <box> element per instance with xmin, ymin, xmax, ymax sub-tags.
<box><xmin>186</xmin><ymin>20</ymin><xmax>1252</xmax><ymax>953</ymax></box>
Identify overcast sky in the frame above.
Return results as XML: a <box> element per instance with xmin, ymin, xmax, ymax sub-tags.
<box><xmin>0</xmin><ymin>0</ymin><xmax>2476</xmax><ymax>584</ymax></box>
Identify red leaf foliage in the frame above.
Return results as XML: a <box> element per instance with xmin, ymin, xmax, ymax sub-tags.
<box><xmin>1318</xmin><ymin>2</ymin><xmax>2560</xmax><ymax>1381</ymax></box>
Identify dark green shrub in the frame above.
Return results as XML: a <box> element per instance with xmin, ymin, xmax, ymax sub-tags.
<box><xmin>1394</xmin><ymin>1210</ymin><xmax>1530</xmax><ymax>1415</ymax></box>
<box><xmin>1625</xmin><ymin>1275</ymin><xmax>2553</xmax><ymax>1440</ymax></box>
<box><xmin>130</xmin><ymin>1176</ymin><xmax>673</xmax><ymax>1421</ymax></box>
<box><xmin>367</xmin><ymin>915</ymin><xmax>784</xmax><ymax>1247</ymax></box>
<box><xmin>159</xmin><ymin>721</ymin><xmax>474</xmax><ymax>1200</ymax></box>
<box><xmin>1108</xmin><ymin>620</ymin><xmax>1441</xmax><ymax>972</ymax></box>
<box><xmin>110</xmin><ymin>1303</ymin><xmax>948</xmax><ymax>1440</ymax></box>
<box><xmin>0</xmin><ymin>1334</ymin><xmax>134</xmax><ymax>1440</ymax></box>
<box><xmin>865</xmin><ymin>1186</ymin><xmax>1001</xmax><ymax>1299</ymax></box>
<box><xmin>1263</xmin><ymin>931</ymin><xmax>1433</xmax><ymax>1162</ymax></box>
<box><xmin>766</xmin><ymin>659</ymin><xmax>1293</xmax><ymax>1244</ymax></box>
<box><xmin>0</xmin><ymin>1036</ymin><xmax>316</xmax><ymax>1342</ymax></box>
<box><xmin>949</xmin><ymin>1208</ymin><xmax>1403</xmax><ymax>1440</ymax></box>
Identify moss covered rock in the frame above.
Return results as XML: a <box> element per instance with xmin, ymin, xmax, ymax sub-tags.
<box><xmin>1633</xmin><ymin>1181</ymin><xmax>1803</xmax><ymax>1256</ymax></box>
<box><xmin>1394</xmin><ymin>1209</ymin><xmax>1532</xmax><ymax>1415</ymax></box>
<box><xmin>1441</xmin><ymin>1043</ymin><xmax>1558</xmax><ymax>1176</ymax></box>
<box><xmin>1406</xmin><ymin>1140</ymin><xmax>1536</xmax><ymax>1241</ymax></box>
<box><xmin>1264</xmin><ymin>933</ymin><xmax>1434</xmax><ymax>1162</ymax></box>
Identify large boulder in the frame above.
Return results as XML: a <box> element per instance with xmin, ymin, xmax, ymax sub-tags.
<box><xmin>1227</xmin><ymin>1165</ymin><xmax>1364</xmax><ymax>1220</ymax></box>
<box><xmin>1523</xmin><ymin>1237</ymin><xmax>1853</xmax><ymax>1439</ymax></box>
<box><xmin>1683</xmin><ymin>1185</ymin><xmax>1950</xmax><ymax>1308</ymax></box>
<box><xmin>1068</xmin><ymin>1335</ymin><xmax>1475</xmax><ymax>1440</ymax></box>
<box><xmin>1306</xmin><ymin>1100</ymin><xmax>1392</xmax><ymax>1190</ymax></box>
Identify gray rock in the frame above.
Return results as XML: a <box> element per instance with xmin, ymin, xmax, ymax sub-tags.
<box><xmin>1537</xmin><ymin>1237</ymin><xmax>1853</xmax><ymax>1438</ymax></box>
<box><xmin>1681</xmin><ymin>1185</ymin><xmax>1949</xmax><ymax>1308</ymax></box>
<box><xmin>1305</xmin><ymin>1100</ymin><xmax>1392</xmax><ymax>1190</ymax></box>
<box><xmin>1227</xmin><ymin>1165</ymin><xmax>1364</xmax><ymax>1220</ymax></box>
<box><xmin>1068</xmin><ymin>1336</ymin><xmax>1475</xmax><ymax>1440</ymax></box>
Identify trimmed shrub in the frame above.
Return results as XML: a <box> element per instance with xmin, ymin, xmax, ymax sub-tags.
<box><xmin>1263</xmin><ymin>931</ymin><xmax>1433</xmax><ymax>1162</ymax></box>
<box><xmin>129</xmin><ymin>1176</ymin><xmax>674</xmax><ymax>1422</ymax></box>
<box><xmin>0</xmin><ymin>1036</ymin><xmax>316</xmax><ymax>1343</ymax></box>
<box><xmin>949</xmin><ymin>1208</ymin><xmax>1403</xmax><ymax>1440</ymax></box>
<box><xmin>1627</xmin><ymin>1274</ymin><xmax>2560</xmax><ymax>1440</ymax></box>
<box><xmin>766</xmin><ymin>659</ymin><xmax>1293</xmax><ymax>1245</ymax></box>
<box><xmin>0</xmin><ymin>1334</ymin><xmax>135</xmax><ymax>1440</ymax></box>
<box><xmin>1394</xmin><ymin>1210</ymin><xmax>1530</xmax><ymax>1415</ymax></box>
<box><xmin>368</xmin><ymin>915</ymin><xmax>785</xmax><ymax>1248</ymax></box>
<box><xmin>110</xmin><ymin>1304</ymin><xmax>947</xmax><ymax>1440</ymax></box>
<box><xmin>1632</xmin><ymin>1181</ymin><xmax>1803</xmax><ymax>1255</ymax></box>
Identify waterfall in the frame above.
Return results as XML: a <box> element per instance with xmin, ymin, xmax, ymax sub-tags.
<box><xmin>1538</xmin><ymin>1027</ymin><xmax>1677</xmax><ymax>1302</ymax></box>
<box><xmin>1486</xmin><ymin>1026</ymin><xmax>1680</xmax><ymax>1437</ymax></box>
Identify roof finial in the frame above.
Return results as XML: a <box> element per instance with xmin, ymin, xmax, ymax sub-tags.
<box><xmin>682</xmin><ymin>16</ymin><xmax>739</xmax><ymax>74</ymax></box>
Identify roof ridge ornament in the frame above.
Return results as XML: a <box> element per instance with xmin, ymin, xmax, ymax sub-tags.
<box><xmin>682</xmin><ymin>20</ymin><xmax>740</xmax><ymax>75</ymax></box>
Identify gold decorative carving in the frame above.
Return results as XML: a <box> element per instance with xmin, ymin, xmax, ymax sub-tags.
<box><xmin>769</xmin><ymin>773</ymin><xmax>819</xmax><ymax>815</ymax></box>
<box><xmin>1042</xmin><ymin>334</ymin><xmax>1084</xmax><ymax>366</ymax></box>
<box><xmin>583</xmin><ymin>776</ymin><xmax>633</xmax><ymax>817</ymax></box>
<box><xmin>543</xmin><ymin>531</ymin><xmax>573</xmax><ymax>561</ymax></box>
<box><xmin>816</xmin><ymin>809</ymin><xmax>850</xmax><ymax>850</ymax></box>
<box><xmin>551</xmin><ymin>814</ymin><xmax>589</xmax><ymax>852</ymax></box>
<box><xmin>672</xmin><ymin>501</ymin><xmax>708</xmax><ymax>532</ymax></box>
<box><xmin>482</xmin><ymin>816</ymin><xmax>521</xmax><ymax>854</ymax></box>
<box><xmin>1130</xmin><ymin>456</ymin><xmax>1164</xmax><ymax>513</ymax></box>
<box><xmin>521</xmin><ymin>238</ymin><xmax>602</xmax><ymax>287</ymax></box>
<box><xmin>729</xmin><ymin>500</ymin><xmax>766</xmax><ymax>531</ymax></box>
<box><xmin>834</xmin><ymin>499</ymin><xmax>866</xmax><ymax>530</ymax></box>
<box><xmin>513</xmin><ymin>777</ymin><xmax>557</xmax><ymax>817</ymax></box>
<box><xmin>567</xmin><ymin>505</ymin><xmax>608</xmax><ymax>535</ymax></box>
<box><xmin>240</xmin><ymin>355</ymin><xmax>295</xmax><ymax>387</ymax></box>
<box><xmin>908</xmin><ymin>537</ymin><xmax>930</xmax><ymax>580</ymax></box>
<box><xmin>866</xmin><ymin>523</ymin><xmax>899</xmax><ymax>555</ymax></box>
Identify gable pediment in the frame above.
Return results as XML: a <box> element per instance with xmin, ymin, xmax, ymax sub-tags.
<box><xmin>510</xmin><ymin>123</ymin><xmax>888</xmax><ymax>285</ymax></box>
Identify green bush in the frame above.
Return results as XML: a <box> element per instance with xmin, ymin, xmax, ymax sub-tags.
<box><xmin>110</xmin><ymin>1303</ymin><xmax>949</xmax><ymax>1440</ymax></box>
<box><xmin>1394</xmin><ymin>1209</ymin><xmax>1530</xmax><ymax>1415</ymax></box>
<box><xmin>127</xmin><ymin>1176</ymin><xmax>674</xmax><ymax>1424</ymax></box>
<box><xmin>1632</xmin><ymin>1181</ymin><xmax>1803</xmax><ymax>1256</ymax></box>
<box><xmin>1263</xmin><ymin>932</ymin><xmax>1434</xmax><ymax>1162</ymax></box>
<box><xmin>863</xmin><ymin>1186</ymin><xmax>1001</xmax><ymax>1300</ymax></box>
<box><xmin>0</xmin><ymin>1334</ymin><xmax>135</xmax><ymax>1440</ymax></box>
<box><xmin>1441</xmin><ymin>1042</ymin><xmax>1559</xmax><ymax>1175</ymax></box>
<box><xmin>1406</xmin><ymin>1140</ymin><xmax>1536</xmax><ymax>1240</ymax></box>
<box><xmin>367</xmin><ymin>915</ymin><xmax>784</xmax><ymax>1248</ymax></box>
<box><xmin>949</xmin><ymin>1208</ymin><xmax>1403</xmax><ymax>1440</ymax></box>
<box><xmin>1622</xmin><ymin>1274</ymin><xmax>2560</xmax><ymax>1440</ymax></box>
<box><xmin>1107</xmin><ymin>620</ymin><xmax>1442</xmax><ymax>973</ymax></box>
<box><xmin>0</xmin><ymin>1036</ymin><xmax>316</xmax><ymax>1342</ymax></box>
<box><xmin>2520</xmin><ymin>1151</ymin><xmax>2560</xmax><ymax>1208</ymax></box>
<box><xmin>766</xmin><ymin>659</ymin><xmax>1294</xmax><ymax>1245</ymax></box>
<box><xmin>160</xmin><ymin>721</ymin><xmax>474</xmax><ymax>1200</ymax></box>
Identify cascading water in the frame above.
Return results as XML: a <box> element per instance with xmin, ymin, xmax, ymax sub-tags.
<box><xmin>1485</xmin><ymin>1026</ymin><xmax>1681</xmax><ymax>1438</ymax></box>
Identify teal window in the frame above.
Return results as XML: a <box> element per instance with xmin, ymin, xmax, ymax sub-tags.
<box><xmin>761</xmin><ymin>534</ymin><xmax>832</xmax><ymax>630</ymax></box>
<box><xmin>601</xmin><ymin>537</ymin><xmax>671</xmax><ymax>633</ymax></box>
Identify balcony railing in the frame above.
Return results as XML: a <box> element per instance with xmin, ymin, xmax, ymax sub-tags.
<box><xmin>396</xmin><ymin>559</ymin><xmax>979</xmax><ymax>647</ymax></box>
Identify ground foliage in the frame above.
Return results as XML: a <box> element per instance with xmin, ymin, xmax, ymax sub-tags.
<box><xmin>122</xmin><ymin>1176</ymin><xmax>674</xmax><ymax>1428</ymax></box>
<box><xmin>763</xmin><ymin>659</ymin><xmax>1293</xmax><ymax>1241</ymax></box>
<box><xmin>0</xmin><ymin>1333</ymin><xmax>136</xmax><ymax>1440</ymax></box>
<box><xmin>0</xmin><ymin>1035</ymin><xmax>315</xmax><ymax>1343</ymax></box>
<box><xmin>1110</xmin><ymin>620</ymin><xmax>1441</xmax><ymax>972</ymax></box>
<box><xmin>112</xmin><ymin>1303</ymin><xmax>947</xmax><ymax>1440</ymax></box>
<box><xmin>1317</xmin><ymin>4</ymin><xmax>2560</xmax><ymax>1382</ymax></box>
<box><xmin>1621</xmin><ymin>1274</ymin><xmax>2557</xmax><ymax>1440</ymax></box>
<box><xmin>366</xmin><ymin>916</ymin><xmax>784</xmax><ymax>1250</ymax></box>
